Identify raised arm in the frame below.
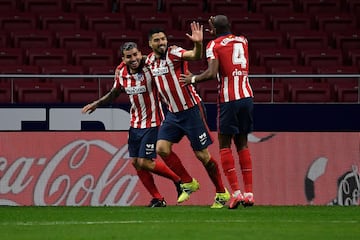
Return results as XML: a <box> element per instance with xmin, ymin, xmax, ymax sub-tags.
<box><xmin>182</xmin><ymin>21</ymin><xmax>203</xmax><ymax>61</ymax></box>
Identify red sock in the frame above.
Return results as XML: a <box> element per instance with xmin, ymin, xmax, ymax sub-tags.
<box><xmin>204</xmin><ymin>157</ymin><xmax>225</xmax><ymax>193</ymax></box>
<box><xmin>136</xmin><ymin>169</ymin><xmax>162</xmax><ymax>199</ymax></box>
<box><xmin>152</xmin><ymin>160</ymin><xmax>181</xmax><ymax>183</ymax></box>
<box><xmin>238</xmin><ymin>148</ymin><xmax>253</xmax><ymax>193</ymax></box>
<box><xmin>161</xmin><ymin>151</ymin><xmax>193</xmax><ymax>183</ymax></box>
<box><xmin>220</xmin><ymin>148</ymin><xmax>240</xmax><ymax>192</ymax></box>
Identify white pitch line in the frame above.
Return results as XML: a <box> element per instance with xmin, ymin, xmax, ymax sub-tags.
<box><xmin>0</xmin><ymin>219</ymin><xmax>358</xmax><ymax>226</ymax></box>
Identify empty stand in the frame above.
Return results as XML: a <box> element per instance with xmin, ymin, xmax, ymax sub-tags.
<box><xmin>333</xmin><ymin>31</ymin><xmax>360</xmax><ymax>56</ymax></box>
<box><xmin>0</xmin><ymin>0</ymin><xmax>17</xmax><ymax>12</ymax></box>
<box><xmin>249</xmin><ymin>65</ymin><xmax>268</xmax><ymax>82</ymax></box>
<box><xmin>230</xmin><ymin>14</ymin><xmax>268</xmax><ymax>34</ymax></box>
<box><xmin>270</xmin><ymin>14</ymin><xmax>312</xmax><ymax>32</ymax></box>
<box><xmin>246</xmin><ymin>31</ymin><xmax>285</xmax><ymax>61</ymax></box>
<box><xmin>271</xmin><ymin>66</ymin><xmax>315</xmax><ymax>86</ymax></box>
<box><xmin>315</xmin><ymin>14</ymin><xmax>357</xmax><ymax>32</ymax></box>
<box><xmin>131</xmin><ymin>13</ymin><xmax>173</xmax><ymax>38</ymax></box>
<box><xmin>165</xmin><ymin>30</ymin><xmax>192</xmax><ymax>49</ymax></box>
<box><xmin>251</xmin><ymin>81</ymin><xmax>286</xmax><ymax>102</ymax></box>
<box><xmin>0</xmin><ymin>48</ymin><xmax>24</xmax><ymax>65</ymax></box>
<box><xmin>15</xmin><ymin>81</ymin><xmax>60</xmax><ymax>103</ymax></box>
<box><xmin>61</xmin><ymin>81</ymin><xmax>102</xmax><ymax>103</ymax></box>
<box><xmin>334</xmin><ymin>82</ymin><xmax>359</xmax><ymax>102</ymax></box>
<box><xmin>301</xmin><ymin>49</ymin><xmax>343</xmax><ymax>67</ymax></box>
<box><xmin>177</xmin><ymin>13</ymin><xmax>212</xmax><ymax>32</ymax></box>
<box><xmin>119</xmin><ymin>0</ymin><xmax>158</xmax><ymax>15</ymax></box>
<box><xmin>56</xmin><ymin>30</ymin><xmax>99</xmax><ymax>49</ymax></box>
<box><xmin>256</xmin><ymin>49</ymin><xmax>299</xmax><ymax>68</ymax></box>
<box><xmin>11</xmin><ymin>30</ymin><xmax>54</xmax><ymax>48</ymax></box>
<box><xmin>208</xmin><ymin>0</ymin><xmax>248</xmax><ymax>15</ymax></box>
<box><xmin>84</xmin><ymin>13</ymin><xmax>126</xmax><ymax>32</ymax></box>
<box><xmin>72</xmin><ymin>48</ymin><xmax>114</xmax><ymax>67</ymax></box>
<box><xmin>0</xmin><ymin>31</ymin><xmax>9</xmax><ymax>47</ymax></box>
<box><xmin>348</xmin><ymin>49</ymin><xmax>360</xmax><ymax>66</ymax></box>
<box><xmin>41</xmin><ymin>65</ymin><xmax>85</xmax><ymax>83</ymax></box>
<box><xmin>0</xmin><ymin>12</ymin><xmax>37</xmax><ymax>31</ymax></box>
<box><xmin>22</xmin><ymin>0</ymin><xmax>64</xmax><ymax>13</ymax></box>
<box><xmin>27</xmin><ymin>48</ymin><xmax>69</xmax><ymax>66</ymax></box>
<box><xmin>289</xmin><ymin>82</ymin><xmax>332</xmax><ymax>102</ymax></box>
<box><xmin>287</xmin><ymin>31</ymin><xmax>329</xmax><ymax>50</ymax></box>
<box><xmin>199</xmin><ymin>87</ymin><xmax>218</xmax><ymax>103</ymax></box>
<box><xmin>316</xmin><ymin>66</ymin><xmax>359</xmax><ymax>85</ymax></box>
<box><xmin>299</xmin><ymin>0</ymin><xmax>342</xmax><ymax>13</ymax></box>
<box><xmin>254</xmin><ymin>0</ymin><xmax>294</xmax><ymax>15</ymax></box>
<box><xmin>163</xmin><ymin>0</ymin><xmax>203</xmax><ymax>15</ymax></box>
<box><xmin>67</xmin><ymin>0</ymin><xmax>110</xmax><ymax>13</ymax></box>
<box><xmin>101</xmin><ymin>30</ymin><xmax>144</xmax><ymax>51</ymax></box>
<box><xmin>39</xmin><ymin>13</ymin><xmax>81</xmax><ymax>32</ymax></box>
<box><xmin>0</xmin><ymin>65</ymin><xmax>41</xmax><ymax>85</ymax></box>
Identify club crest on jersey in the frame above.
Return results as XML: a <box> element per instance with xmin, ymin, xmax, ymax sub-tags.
<box><xmin>133</xmin><ymin>73</ymin><xmax>144</xmax><ymax>81</ymax></box>
<box><xmin>151</xmin><ymin>67</ymin><xmax>169</xmax><ymax>77</ymax></box>
<box><xmin>125</xmin><ymin>85</ymin><xmax>146</xmax><ymax>95</ymax></box>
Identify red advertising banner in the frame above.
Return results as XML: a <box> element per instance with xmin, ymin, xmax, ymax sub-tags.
<box><xmin>0</xmin><ymin>132</ymin><xmax>359</xmax><ymax>206</ymax></box>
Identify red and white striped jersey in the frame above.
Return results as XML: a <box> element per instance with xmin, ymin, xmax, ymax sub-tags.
<box><xmin>113</xmin><ymin>63</ymin><xmax>164</xmax><ymax>128</ymax></box>
<box><xmin>146</xmin><ymin>47</ymin><xmax>202</xmax><ymax>113</ymax></box>
<box><xmin>206</xmin><ymin>34</ymin><xmax>253</xmax><ymax>103</ymax></box>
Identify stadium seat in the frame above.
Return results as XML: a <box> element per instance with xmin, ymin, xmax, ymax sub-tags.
<box><xmin>271</xmin><ymin>65</ymin><xmax>315</xmax><ymax>84</ymax></box>
<box><xmin>315</xmin><ymin>14</ymin><xmax>357</xmax><ymax>32</ymax></box>
<box><xmin>0</xmin><ymin>0</ymin><xmax>17</xmax><ymax>12</ymax></box>
<box><xmin>0</xmin><ymin>12</ymin><xmax>37</xmax><ymax>31</ymax></box>
<box><xmin>287</xmin><ymin>31</ymin><xmax>329</xmax><ymax>50</ymax></box>
<box><xmin>334</xmin><ymin>82</ymin><xmax>359</xmax><ymax>102</ymax></box>
<box><xmin>0</xmin><ymin>48</ymin><xmax>24</xmax><ymax>65</ymax></box>
<box><xmin>67</xmin><ymin>0</ymin><xmax>110</xmax><ymax>13</ymax></box>
<box><xmin>348</xmin><ymin>49</ymin><xmax>360</xmax><ymax>66</ymax></box>
<box><xmin>119</xmin><ymin>0</ymin><xmax>158</xmax><ymax>16</ymax></box>
<box><xmin>256</xmin><ymin>49</ymin><xmax>299</xmax><ymax>68</ymax></box>
<box><xmin>333</xmin><ymin>31</ymin><xmax>360</xmax><ymax>56</ymax></box>
<box><xmin>22</xmin><ymin>0</ymin><xmax>64</xmax><ymax>13</ymax></box>
<box><xmin>39</xmin><ymin>12</ymin><xmax>81</xmax><ymax>32</ymax></box>
<box><xmin>246</xmin><ymin>31</ymin><xmax>285</xmax><ymax>61</ymax></box>
<box><xmin>289</xmin><ymin>82</ymin><xmax>332</xmax><ymax>102</ymax></box>
<box><xmin>254</xmin><ymin>0</ymin><xmax>294</xmax><ymax>15</ymax></box>
<box><xmin>230</xmin><ymin>13</ymin><xmax>268</xmax><ymax>33</ymax></box>
<box><xmin>251</xmin><ymin>81</ymin><xmax>286</xmax><ymax>102</ymax></box>
<box><xmin>177</xmin><ymin>13</ymin><xmax>212</xmax><ymax>32</ymax></box>
<box><xmin>56</xmin><ymin>30</ymin><xmax>99</xmax><ymax>49</ymax></box>
<box><xmin>15</xmin><ymin>81</ymin><xmax>60</xmax><ymax>103</ymax></box>
<box><xmin>270</xmin><ymin>14</ymin><xmax>312</xmax><ymax>32</ymax></box>
<box><xmin>163</xmin><ymin>0</ymin><xmax>203</xmax><ymax>15</ymax></box>
<box><xmin>41</xmin><ymin>65</ymin><xmax>85</xmax><ymax>83</ymax></box>
<box><xmin>0</xmin><ymin>81</ymin><xmax>11</xmax><ymax>103</ymax></box>
<box><xmin>208</xmin><ymin>0</ymin><xmax>248</xmax><ymax>15</ymax></box>
<box><xmin>72</xmin><ymin>48</ymin><xmax>115</xmax><ymax>67</ymax></box>
<box><xmin>316</xmin><ymin>66</ymin><xmax>359</xmax><ymax>85</ymax></box>
<box><xmin>0</xmin><ymin>65</ymin><xmax>42</xmax><ymax>86</ymax></box>
<box><xmin>131</xmin><ymin>13</ymin><xmax>173</xmax><ymax>39</ymax></box>
<box><xmin>346</xmin><ymin>0</ymin><xmax>360</xmax><ymax>14</ymax></box>
<box><xmin>11</xmin><ymin>30</ymin><xmax>54</xmax><ymax>48</ymax></box>
<box><xmin>101</xmin><ymin>30</ymin><xmax>144</xmax><ymax>52</ymax></box>
<box><xmin>84</xmin><ymin>13</ymin><xmax>126</xmax><ymax>32</ymax></box>
<box><xmin>249</xmin><ymin>65</ymin><xmax>269</xmax><ymax>82</ymax></box>
<box><xmin>27</xmin><ymin>48</ymin><xmax>69</xmax><ymax>66</ymax></box>
<box><xmin>61</xmin><ymin>81</ymin><xmax>102</xmax><ymax>103</ymax></box>
<box><xmin>301</xmin><ymin>49</ymin><xmax>343</xmax><ymax>67</ymax></box>
<box><xmin>299</xmin><ymin>0</ymin><xmax>342</xmax><ymax>14</ymax></box>
<box><xmin>199</xmin><ymin>87</ymin><xmax>218</xmax><ymax>103</ymax></box>
<box><xmin>165</xmin><ymin>30</ymin><xmax>192</xmax><ymax>50</ymax></box>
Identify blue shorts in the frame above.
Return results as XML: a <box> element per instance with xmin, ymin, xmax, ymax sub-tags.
<box><xmin>128</xmin><ymin>127</ymin><xmax>158</xmax><ymax>159</ymax></box>
<box><xmin>218</xmin><ymin>97</ymin><xmax>254</xmax><ymax>135</ymax></box>
<box><xmin>158</xmin><ymin>104</ymin><xmax>213</xmax><ymax>151</ymax></box>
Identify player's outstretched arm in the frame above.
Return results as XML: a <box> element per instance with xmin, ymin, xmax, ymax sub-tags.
<box><xmin>183</xmin><ymin>21</ymin><xmax>203</xmax><ymax>61</ymax></box>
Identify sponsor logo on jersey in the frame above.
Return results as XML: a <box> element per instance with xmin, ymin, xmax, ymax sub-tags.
<box><xmin>125</xmin><ymin>85</ymin><xmax>146</xmax><ymax>95</ymax></box>
<box><xmin>151</xmin><ymin>67</ymin><xmax>169</xmax><ymax>77</ymax></box>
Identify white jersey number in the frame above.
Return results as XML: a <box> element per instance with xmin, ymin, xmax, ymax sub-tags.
<box><xmin>232</xmin><ymin>43</ymin><xmax>247</xmax><ymax>69</ymax></box>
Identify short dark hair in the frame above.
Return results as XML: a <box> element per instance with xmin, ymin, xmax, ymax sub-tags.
<box><xmin>121</xmin><ymin>42</ymin><xmax>138</xmax><ymax>55</ymax></box>
<box><xmin>148</xmin><ymin>27</ymin><xmax>166</xmax><ymax>40</ymax></box>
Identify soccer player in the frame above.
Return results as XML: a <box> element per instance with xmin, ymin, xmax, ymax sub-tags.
<box><xmin>146</xmin><ymin>22</ymin><xmax>230</xmax><ymax>208</ymax></box>
<box><xmin>180</xmin><ymin>15</ymin><xmax>255</xmax><ymax>209</ymax></box>
<box><xmin>82</xmin><ymin>42</ymin><xmax>187</xmax><ymax>207</ymax></box>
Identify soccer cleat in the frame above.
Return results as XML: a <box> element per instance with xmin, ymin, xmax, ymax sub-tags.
<box><xmin>228</xmin><ymin>192</ymin><xmax>244</xmax><ymax>209</ymax></box>
<box><xmin>147</xmin><ymin>198</ymin><xmax>167</xmax><ymax>208</ymax></box>
<box><xmin>175</xmin><ymin>181</ymin><xmax>183</xmax><ymax>198</ymax></box>
<box><xmin>177</xmin><ymin>178</ymin><xmax>200</xmax><ymax>203</ymax></box>
<box><xmin>242</xmin><ymin>192</ymin><xmax>254</xmax><ymax>207</ymax></box>
<box><xmin>210</xmin><ymin>188</ymin><xmax>230</xmax><ymax>209</ymax></box>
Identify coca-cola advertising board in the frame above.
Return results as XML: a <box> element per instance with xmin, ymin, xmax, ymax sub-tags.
<box><xmin>0</xmin><ymin>132</ymin><xmax>359</xmax><ymax>206</ymax></box>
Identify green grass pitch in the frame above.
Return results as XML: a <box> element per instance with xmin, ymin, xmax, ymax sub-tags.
<box><xmin>0</xmin><ymin>205</ymin><xmax>359</xmax><ymax>240</ymax></box>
